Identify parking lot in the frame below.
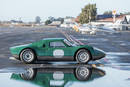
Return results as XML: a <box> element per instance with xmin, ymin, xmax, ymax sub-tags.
<box><xmin>0</xmin><ymin>26</ymin><xmax>130</xmax><ymax>87</ymax></box>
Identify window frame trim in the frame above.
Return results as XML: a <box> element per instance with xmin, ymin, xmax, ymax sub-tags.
<box><xmin>49</xmin><ymin>41</ymin><xmax>66</xmax><ymax>48</ymax></box>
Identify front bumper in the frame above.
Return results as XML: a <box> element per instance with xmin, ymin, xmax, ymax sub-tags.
<box><xmin>92</xmin><ymin>49</ymin><xmax>106</xmax><ymax>60</ymax></box>
<box><xmin>12</xmin><ymin>55</ymin><xmax>19</xmax><ymax>60</ymax></box>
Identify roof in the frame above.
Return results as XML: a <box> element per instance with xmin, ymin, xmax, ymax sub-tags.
<box><xmin>97</xmin><ymin>15</ymin><xmax>126</xmax><ymax>22</ymax></box>
<box><xmin>97</xmin><ymin>15</ymin><xmax>113</xmax><ymax>20</ymax></box>
<box><xmin>42</xmin><ymin>38</ymin><xmax>64</xmax><ymax>41</ymax></box>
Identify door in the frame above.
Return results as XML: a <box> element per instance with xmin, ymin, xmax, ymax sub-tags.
<box><xmin>46</xmin><ymin>41</ymin><xmax>73</xmax><ymax>60</ymax></box>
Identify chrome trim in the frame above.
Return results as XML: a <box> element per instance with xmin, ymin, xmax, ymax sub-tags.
<box><xmin>37</xmin><ymin>56</ymin><xmax>74</xmax><ymax>61</ymax></box>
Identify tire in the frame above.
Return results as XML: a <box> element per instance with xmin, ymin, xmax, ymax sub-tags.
<box><xmin>20</xmin><ymin>49</ymin><xmax>36</xmax><ymax>64</ymax></box>
<box><xmin>76</xmin><ymin>49</ymin><xmax>91</xmax><ymax>63</ymax></box>
<box><xmin>20</xmin><ymin>68</ymin><xmax>37</xmax><ymax>80</ymax></box>
<box><xmin>75</xmin><ymin>66</ymin><xmax>92</xmax><ymax>81</ymax></box>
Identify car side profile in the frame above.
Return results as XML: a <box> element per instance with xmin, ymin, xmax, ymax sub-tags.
<box><xmin>10</xmin><ymin>38</ymin><xmax>105</xmax><ymax>64</ymax></box>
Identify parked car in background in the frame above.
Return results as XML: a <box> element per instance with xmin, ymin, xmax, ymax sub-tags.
<box><xmin>60</xmin><ymin>22</ymin><xmax>77</xmax><ymax>28</ymax></box>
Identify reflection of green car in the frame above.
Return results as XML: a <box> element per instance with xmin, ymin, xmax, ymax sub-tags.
<box><xmin>10</xmin><ymin>38</ymin><xmax>105</xmax><ymax>63</ymax></box>
<box><xmin>11</xmin><ymin>65</ymin><xmax>105</xmax><ymax>87</ymax></box>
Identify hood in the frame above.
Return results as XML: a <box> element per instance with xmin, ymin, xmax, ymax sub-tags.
<box><xmin>10</xmin><ymin>43</ymin><xmax>31</xmax><ymax>49</ymax></box>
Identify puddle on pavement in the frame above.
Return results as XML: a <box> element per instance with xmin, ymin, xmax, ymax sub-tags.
<box><xmin>120</xmin><ymin>42</ymin><xmax>130</xmax><ymax>46</ymax></box>
<box><xmin>112</xmin><ymin>41</ymin><xmax>130</xmax><ymax>46</ymax></box>
<box><xmin>104</xmin><ymin>52</ymin><xmax>130</xmax><ymax>67</ymax></box>
<box><xmin>106</xmin><ymin>52</ymin><xmax>130</xmax><ymax>56</ymax></box>
<box><xmin>0</xmin><ymin>68</ymin><xmax>25</xmax><ymax>73</ymax></box>
<box><xmin>0</xmin><ymin>64</ymin><xmax>130</xmax><ymax>87</ymax></box>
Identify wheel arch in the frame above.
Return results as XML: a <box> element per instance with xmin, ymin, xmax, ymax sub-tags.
<box><xmin>74</xmin><ymin>48</ymin><xmax>92</xmax><ymax>60</ymax></box>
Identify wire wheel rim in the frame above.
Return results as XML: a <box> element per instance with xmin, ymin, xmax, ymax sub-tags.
<box><xmin>78</xmin><ymin>52</ymin><xmax>89</xmax><ymax>63</ymax></box>
<box><xmin>21</xmin><ymin>68</ymin><xmax>34</xmax><ymax>80</ymax></box>
<box><xmin>22</xmin><ymin>50</ymin><xmax>34</xmax><ymax>62</ymax></box>
<box><xmin>77</xmin><ymin>67</ymin><xmax>89</xmax><ymax>78</ymax></box>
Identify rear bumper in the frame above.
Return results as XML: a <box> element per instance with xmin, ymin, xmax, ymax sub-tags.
<box><xmin>92</xmin><ymin>54</ymin><xmax>105</xmax><ymax>60</ymax></box>
<box><xmin>92</xmin><ymin>49</ymin><xmax>106</xmax><ymax>60</ymax></box>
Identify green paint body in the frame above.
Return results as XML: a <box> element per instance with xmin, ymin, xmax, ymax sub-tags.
<box><xmin>10</xmin><ymin>38</ymin><xmax>105</xmax><ymax>60</ymax></box>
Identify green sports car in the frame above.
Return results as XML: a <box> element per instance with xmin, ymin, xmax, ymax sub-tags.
<box><xmin>10</xmin><ymin>38</ymin><xmax>105</xmax><ymax>64</ymax></box>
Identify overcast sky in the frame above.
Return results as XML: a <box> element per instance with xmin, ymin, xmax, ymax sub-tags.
<box><xmin>0</xmin><ymin>0</ymin><xmax>130</xmax><ymax>22</ymax></box>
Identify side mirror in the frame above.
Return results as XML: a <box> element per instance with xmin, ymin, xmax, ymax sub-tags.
<box><xmin>43</xmin><ymin>44</ymin><xmax>46</xmax><ymax>48</ymax></box>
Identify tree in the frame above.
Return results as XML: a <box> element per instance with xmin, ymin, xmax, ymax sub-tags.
<box><xmin>45</xmin><ymin>17</ymin><xmax>64</xmax><ymax>25</ymax></box>
<box><xmin>45</xmin><ymin>20</ymin><xmax>52</xmax><ymax>25</ymax></box>
<box><xmin>60</xmin><ymin>18</ymin><xmax>64</xmax><ymax>24</ymax></box>
<box><xmin>35</xmin><ymin>16</ymin><xmax>41</xmax><ymax>24</ymax></box>
<box><xmin>103</xmin><ymin>11</ymin><xmax>112</xmax><ymax>15</ymax></box>
<box><xmin>48</xmin><ymin>16</ymin><xmax>55</xmax><ymax>21</ymax></box>
<box><xmin>79</xmin><ymin>4</ymin><xmax>97</xmax><ymax>24</ymax></box>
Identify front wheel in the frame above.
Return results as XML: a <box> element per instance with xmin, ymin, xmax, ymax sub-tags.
<box><xmin>76</xmin><ymin>49</ymin><xmax>91</xmax><ymax>63</ymax></box>
<box><xmin>20</xmin><ymin>49</ymin><xmax>36</xmax><ymax>64</ymax></box>
<box><xmin>20</xmin><ymin>68</ymin><xmax>37</xmax><ymax>80</ymax></box>
<box><xmin>75</xmin><ymin>66</ymin><xmax>92</xmax><ymax>81</ymax></box>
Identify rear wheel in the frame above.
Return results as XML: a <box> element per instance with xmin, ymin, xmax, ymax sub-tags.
<box><xmin>76</xmin><ymin>49</ymin><xmax>91</xmax><ymax>63</ymax></box>
<box><xmin>20</xmin><ymin>49</ymin><xmax>36</xmax><ymax>64</ymax></box>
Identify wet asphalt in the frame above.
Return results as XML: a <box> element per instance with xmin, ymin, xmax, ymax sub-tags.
<box><xmin>0</xmin><ymin>26</ymin><xmax>130</xmax><ymax>87</ymax></box>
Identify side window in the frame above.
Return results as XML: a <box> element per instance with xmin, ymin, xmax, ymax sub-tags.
<box><xmin>50</xmin><ymin>41</ymin><xmax>65</xmax><ymax>48</ymax></box>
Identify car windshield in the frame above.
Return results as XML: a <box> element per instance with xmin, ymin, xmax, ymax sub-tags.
<box><xmin>64</xmin><ymin>39</ymin><xmax>77</xmax><ymax>46</ymax></box>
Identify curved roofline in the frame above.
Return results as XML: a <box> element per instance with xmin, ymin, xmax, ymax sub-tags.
<box><xmin>42</xmin><ymin>38</ymin><xmax>65</xmax><ymax>41</ymax></box>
